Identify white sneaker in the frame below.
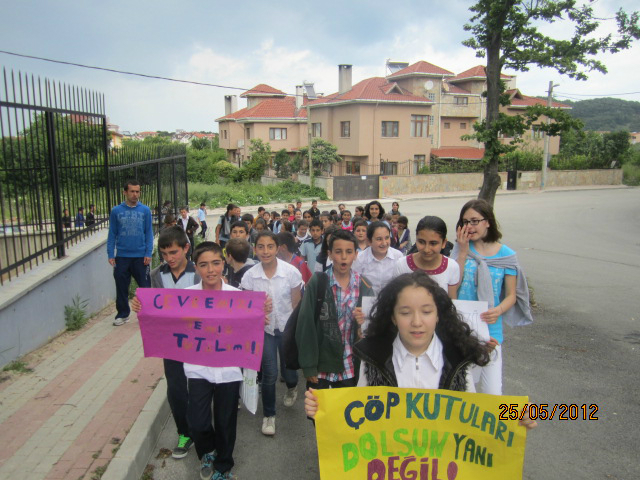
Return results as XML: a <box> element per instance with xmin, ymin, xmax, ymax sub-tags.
<box><xmin>283</xmin><ymin>387</ymin><xmax>298</xmax><ymax>407</ymax></box>
<box><xmin>261</xmin><ymin>416</ymin><xmax>276</xmax><ymax>436</ymax></box>
<box><xmin>113</xmin><ymin>317</ymin><xmax>129</xmax><ymax>326</ymax></box>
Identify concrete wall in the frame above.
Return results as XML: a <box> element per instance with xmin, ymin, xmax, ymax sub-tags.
<box><xmin>380</xmin><ymin>169</ymin><xmax>622</xmax><ymax>197</ymax></box>
<box><xmin>0</xmin><ymin>234</ymin><xmax>116</xmax><ymax>368</ymax></box>
<box><xmin>260</xmin><ymin>176</ymin><xmax>288</xmax><ymax>186</ymax></box>
<box><xmin>298</xmin><ymin>174</ymin><xmax>334</xmax><ymax>199</ymax></box>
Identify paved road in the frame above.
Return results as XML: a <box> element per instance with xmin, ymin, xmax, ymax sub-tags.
<box><xmin>146</xmin><ymin>188</ymin><xmax>640</xmax><ymax>479</ymax></box>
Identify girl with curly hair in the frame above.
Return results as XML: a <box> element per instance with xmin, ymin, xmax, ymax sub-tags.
<box><xmin>304</xmin><ymin>271</ymin><xmax>537</xmax><ymax>432</ymax></box>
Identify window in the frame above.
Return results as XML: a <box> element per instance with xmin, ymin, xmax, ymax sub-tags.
<box><xmin>380</xmin><ymin>161</ymin><xmax>398</xmax><ymax>175</ymax></box>
<box><xmin>532</xmin><ymin>125</ymin><xmax>543</xmax><ymax>140</ymax></box>
<box><xmin>269</xmin><ymin>128</ymin><xmax>287</xmax><ymax>140</ymax></box>
<box><xmin>381</xmin><ymin>121</ymin><xmax>399</xmax><ymax>137</ymax></box>
<box><xmin>455</xmin><ymin>97</ymin><xmax>469</xmax><ymax>105</ymax></box>
<box><xmin>245</xmin><ymin>127</ymin><xmax>250</xmax><ymax>139</ymax></box>
<box><xmin>312</xmin><ymin>123</ymin><xmax>322</xmax><ymax>137</ymax></box>
<box><xmin>346</xmin><ymin>160</ymin><xmax>360</xmax><ymax>174</ymax></box>
<box><xmin>460</xmin><ymin>122</ymin><xmax>467</xmax><ymax>129</ymax></box>
<box><xmin>444</xmin><ymin>122</ymin><xmax>451</xmax><ymax>129</ymax></box>
<box><xmin>430</xmin><ymin>115</ymin><xmax>434</xmax><ymax>125</ymax></box>
<box><xmin>223</xmin><ymin>130</ymin><xmax>228</xmax><ymax>139</ymax></box>
<box><xmin>340</xmin><ymin>121</ymin><xmax>351</xmax><ymax>138</ymax></box>
<box><xmin>427</xmin><ymin>93</ymin><xmax>436</xmax><ymax>101</ymax></box>
<box><xmin>414</xmin><ymin>155</ymin><xmax>426</xmax><ymax>174</ymax></box>
<box><xmin>411</xmin><ymin>115</ymin><xmax>429</xmax><ymax>137</ymax></box>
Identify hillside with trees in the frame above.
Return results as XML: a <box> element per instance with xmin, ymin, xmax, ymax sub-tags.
<box><xmin>562</xmin><ymin>98</ymin><xmax>640</xmax><ymax>132</ymax></box>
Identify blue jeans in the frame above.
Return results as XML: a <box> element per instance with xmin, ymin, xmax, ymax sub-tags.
<box><xmin>113</xmin><ymin>256</ymin><xmax>150</xmax><ymax>319</ymax></box>
<box><xmin>261</xmin><ymin>330</ymin><xmax>298</xmax><ymax>417</ymax></box>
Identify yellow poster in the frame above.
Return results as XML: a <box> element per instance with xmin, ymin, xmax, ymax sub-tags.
<box><xmin>315</xmin><ymin>387</ymin><xmax>528</xmax><ymax>480</ymax></box>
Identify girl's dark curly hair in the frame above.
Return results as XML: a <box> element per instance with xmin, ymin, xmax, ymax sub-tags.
<box><xmin>366</xmin><ymin>271</ymin><xmax>489</xmax><ymax>366</ymax></box>
<box><xmin>364</xmin><ymin>200</ymin><xmax>385</xmax><ymax>221</ymax></box>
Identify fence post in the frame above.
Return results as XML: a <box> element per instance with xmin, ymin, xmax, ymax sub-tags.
<box><xmin>102</xmin><ymin>117</ymin><xmax>112</xmax><ymax>214</ymax></box>
<box><xmin>156</xmin><ymin>162</ymin><xmax>162</xmax><ymax>227</ymax></box>
<box><xmin>45</xmin><ymin>111</ymin><xmax>65</xmax><ymax>258</ymax></box>
<box><xmin>172</xmin><ymin>157</ymin><xmax>178</xmax><ymax>212</ymax></box>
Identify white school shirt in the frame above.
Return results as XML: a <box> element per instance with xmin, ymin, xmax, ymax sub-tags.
<box><xmin>392</xmin><ymin>254</ymin><xmax>460</xmax><ymax>293</ymax></box>
<box><xmin>352</xmin><ymin>246</ymin><xmax>403</xmax><ymax>295</ymax></box>
<box><xmin>240</xmin><ymin>258</ymin><xmax>302</xmax><ymax>336</ymax></box>
<box><xmin>182</xmin><ymin>282</ymin><xmax>244</xmax><ymax>384</ymax></box>
<box><xmin>357</xmin><ymin>333</ymin><xmax>443</xmax><ymax>389</ymax></box>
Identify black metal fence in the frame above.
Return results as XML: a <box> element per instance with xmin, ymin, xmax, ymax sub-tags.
<box><xmin>0</xmin><ymin>68</ymin><xmax>187</xmax><ymax>284</ymax></box>
<box><xmin>108</xmin><ymin>142</ymin><xmax>188</xmax><ymax>227</ymax></box>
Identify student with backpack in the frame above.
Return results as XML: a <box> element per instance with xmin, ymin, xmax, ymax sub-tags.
<box><xmin>224</xmin><ymin>238</ymin><xmax>254</xmax><ymax>288</ymax></box>
<box><xmin>215</xmin><ymin>203</ymin><xmax>239</xmax><ymax>248</ymax></box>
<box><xmin>295</xmin><ymin>229</ymin><xmax>374</xmax><ymax>393</ymax></box>
<box><xmin>276</xmin><ymin>232</ymin><xmax>312</xmax><ymax>284</ymax></box>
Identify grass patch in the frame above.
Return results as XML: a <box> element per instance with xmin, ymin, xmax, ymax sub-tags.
<box><xmin>622</xmin><ymin>163</ymin><xmax>640</xmax><ymax>186</ymax></box>
<box><xmin>90</xmin><ymin>465</ymin><xmax>106</xmax><ymax>480</ymax></box>
<box><xmin>188</xmin><ymin>180</ymin><xmax>327</xmax><ymax>207</ymax></box>
<box><xmin>2</xmin><ymin>360</ymin><xmax>33</xmax><ymax>373</ymax></box>
<box><xmin>64</xmin><ymin>295</ymin><xmax>90</xmax><ymax>331</ymax></box>
<box><xmin>141</xmin><ymin>464</ymin><xmax>155</xmax><ymax>480</ymax></box>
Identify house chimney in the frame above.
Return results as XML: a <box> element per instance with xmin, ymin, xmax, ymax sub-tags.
<box><xmin>295</xmin><ymin>85</ymin><xmax>304</xmax><ymax>109</ymax></box>
<box><xmin>224</xmin><ymin>95</ymin><xmax>238</xmax><ymax>115</ymax></box>
<box><xmin>338</xmin><ymin>64</ymin><xmax>352</xmax><ymax>94</ymax></box>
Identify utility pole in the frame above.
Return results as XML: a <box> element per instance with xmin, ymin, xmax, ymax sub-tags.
<box><xmin>541</xmin><ymin>81</ymin><xmax>559</xmax><ymax>190</ymax></box>
<box><xmin>307</xmin><ymin>104</ymin><xmax>314</xmax><ymax>188</ymax></box>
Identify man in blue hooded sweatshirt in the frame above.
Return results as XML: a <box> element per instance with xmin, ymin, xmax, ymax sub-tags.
<box><xmin>107</xmin><ymin>179</ymin><xmax>153</xmax><ymax>326</ymax></box>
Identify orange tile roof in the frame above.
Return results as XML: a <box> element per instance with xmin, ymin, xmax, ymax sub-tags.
<box><xmin>388</xmin><ymin>60</ymin><xmax>454</xmax><ymax>78</ymax></box>
<box><xmin>450</xmin><ymin>65</ymin><xmax>512</xmax><ymax>82</ymax></box>
<box><xmin>505</xmin><ymin>89</ymin><xmax>571</xmax><ymax>109</ymax></box>
<box><xmin>431</xmin><ymin>147</ymin><xmax>485</xmax><ymax>160</ymax></box>
<box><xmin>216</xmin><ymin>97</ymin><xmax>307</xmax><ymax>121</ymax></box>
<box><xmin>445</xmin><ymin>83</ymin><xmax>472</xmax><ymax>94</ymax></box>
<box><xmin>309</xmin><ymin>77</ymin><xmax>433</xmax><ymax>106</ymax></box>
<box><xmin>240</xmin><ymin>84</ymin><xmax>286</xmax><ymax>97</ymax></box>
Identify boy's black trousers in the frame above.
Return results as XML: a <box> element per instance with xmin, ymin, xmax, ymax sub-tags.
<box><xmin>187</xmin><ymin>378</ymin><xmax>241</xmax><ymax>474</ymax></box>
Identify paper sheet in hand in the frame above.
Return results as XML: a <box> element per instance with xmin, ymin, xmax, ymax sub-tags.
<box><xmin>360</xmin><ymin>296</ymin><xmax>376</xmax><ymax>334</ymax></box>
<box><xmin>453</xmin><ymin>299</ymin><xmax>490</xmax><ymax>342</ymax></box>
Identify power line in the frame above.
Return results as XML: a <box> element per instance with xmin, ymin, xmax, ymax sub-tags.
<box><xmin>555</xmin><ymin>90</ymin><xmax>640</xmax><ymax>97</ymax></box>
<box><xmin>0</xmin><ymin>49</ymin><xmax>252</xmax><ymax>92</ymax></box>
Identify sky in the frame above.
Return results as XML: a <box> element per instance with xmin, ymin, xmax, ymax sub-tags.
<box><xmin>1</xmin><ymin>0</ymin><xmax>639</xmax><ymax>133</ymax></box>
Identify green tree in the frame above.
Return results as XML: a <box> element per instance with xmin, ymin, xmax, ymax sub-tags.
<box><xmin>298</xmin><ymin>138</ymin><xmax>341</xmax><ymax>176</ymax></box>
<box><xmin>235</xmin><ymin>138</ymin><xmax>270</xmax><ymax>182</ymax></box>
<box><xmin>273</xmin><ymin>149</ymin><xmax>291</xmax><ymax>178</ymax></box>
<box><xmin>463</xmin><ymin>0</ymin><xmax>640</xmax><ymax>205</ymax></box>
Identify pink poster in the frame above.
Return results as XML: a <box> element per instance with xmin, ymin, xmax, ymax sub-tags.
<box><xmin>137</xmin><ymin>288</ymin><xmax>266</xmax><ymax>370</ymax></box>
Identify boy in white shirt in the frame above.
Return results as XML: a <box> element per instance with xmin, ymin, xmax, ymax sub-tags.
<box><xmin>184</xmin><ymin>242</ymin><xmax>253</xmax><ymax>480</ymax></box>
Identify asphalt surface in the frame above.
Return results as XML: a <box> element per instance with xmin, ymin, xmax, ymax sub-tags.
<box><xmin>145</xmin><ymin>188</ymin><xmax>640</xmax><ymax>480</ymax></box>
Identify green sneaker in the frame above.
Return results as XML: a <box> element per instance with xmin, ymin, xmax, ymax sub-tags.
<box><xmin>172</xmin><ymin>434</ymin><xmax>193</xmax><ymax>459</ymax></box>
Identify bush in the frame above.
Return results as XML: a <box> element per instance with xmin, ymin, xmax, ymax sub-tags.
<box><xmin>212</xmin><ymin>161</ymin><xmax>238</xmax><ymax>179</ymax></box>
<box><xmin>188</xmin><ymin>180</ymin><xmax>327</xmax><ymax>207</ymax></box>
<box><xmin>622</xmin><ymin>163</ymin><xmax>640</xmax><ymax>186</ymax></box>
<box><xmin>502</xmin><ymin>149</ymin><xmax>543</xmax><ymax>171</ymax></box>
<box><xmin>64</xmin><ymin>295</ymin><xmax>90</xmax><ymax>331</ymax></box>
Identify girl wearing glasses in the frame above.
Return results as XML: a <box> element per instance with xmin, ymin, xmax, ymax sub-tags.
<box><xmin>452</xmin><ymin>199</ymin><xmax>533</xmax><ymax>395</ymax></box>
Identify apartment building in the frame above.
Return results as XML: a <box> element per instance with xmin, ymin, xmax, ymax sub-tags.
<box><xmin>216</xmin><ymin>61</ymin><xmax>570</xmax><ymax>175</ymax></box>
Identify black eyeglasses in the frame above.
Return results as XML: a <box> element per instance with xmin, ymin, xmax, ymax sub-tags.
<box><xmin>462</xmin><ymin>218</ymin><xmax>486</xmax><ymax>226</ymax></box>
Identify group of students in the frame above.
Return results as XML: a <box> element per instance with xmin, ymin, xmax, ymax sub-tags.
<box><xmin>132</xmin><ymin>197</ymin><xmax>535</xmax><ymax>480</ymax></box>
<box><xmin>61</xmin><ymin>204</ymin><xmax>97</xmax><ymax>229</ymax></box>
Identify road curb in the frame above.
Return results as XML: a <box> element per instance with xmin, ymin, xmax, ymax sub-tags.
<box><xmin>102</xmin><ymin>377</ymin><xmax>170</xmax><ymax>480</ymax></box>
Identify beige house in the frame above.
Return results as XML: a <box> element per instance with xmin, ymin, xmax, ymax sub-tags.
<box><xmin>216</xmin><ymin>61</ymin><xmax>570</xmax><ymax>175</ymax></box>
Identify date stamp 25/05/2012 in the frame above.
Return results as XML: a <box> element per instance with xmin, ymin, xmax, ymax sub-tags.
<box><xmin>498</xmin><ymin>403</ymin><xmax>599</xmax><ymax>421</ymax></box>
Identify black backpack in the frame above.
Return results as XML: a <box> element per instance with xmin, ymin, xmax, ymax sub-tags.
<box><xmin>282</xmin><ymin>272</ymin><xmax>328</xmax><ymax>370</ymax></box>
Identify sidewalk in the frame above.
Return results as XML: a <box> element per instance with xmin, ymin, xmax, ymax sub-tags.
<box><xmin>0</xmin><ymin>305</ymin><xmax>164</xmax><ymax>480</ymax></box>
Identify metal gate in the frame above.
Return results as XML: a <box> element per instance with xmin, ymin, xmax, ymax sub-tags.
<box><xmin>332</xmin><ymin>175</ymin><xmax>379</xmax><ymax>201</ymax></box>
